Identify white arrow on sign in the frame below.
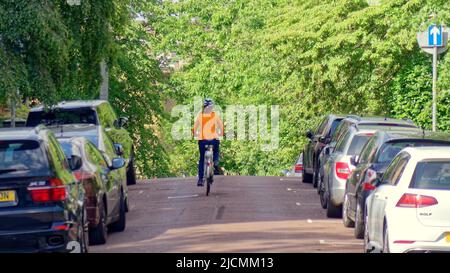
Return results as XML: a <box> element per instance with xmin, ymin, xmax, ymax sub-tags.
<box><xmin>430</xmin><ymin>25</ymin><xmax>441</xmax><ymax>45</ymax></box>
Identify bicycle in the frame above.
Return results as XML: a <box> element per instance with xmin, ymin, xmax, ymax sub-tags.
<box><xmin>203</xmin><ymin>145</ymin><xmax>214</xmax><ymax>196</ymax></box>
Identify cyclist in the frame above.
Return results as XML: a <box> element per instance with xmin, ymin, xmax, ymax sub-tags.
<box><xmin>193</xmin><ymin>98</ymin><xmax>224</xmax><ymax>186</ymax></box>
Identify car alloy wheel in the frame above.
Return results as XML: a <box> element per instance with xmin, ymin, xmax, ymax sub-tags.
<box><xmin>342</xmin><ymin>194</ymin><xmax>355</xmax><ymax>228</ymax></box>
<box><xmin>363</xmin><ymin>210</ymin><xmax>371</xmax><ymax>253</ymax></box>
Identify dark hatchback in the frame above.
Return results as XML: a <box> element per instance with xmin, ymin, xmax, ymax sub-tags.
<box><xmin>57</xmin><ymin>137</ymin><xmax>127</xmax><ymax>245</ymax></box>
<box><xmin>343</xmin><ymin>130</ymin><xmax>450</xmax><ymax>239</ymax></box>
<box><xmin>0</xmin><ymin>127</ymin><xmax>88</xmax><ymax>253</ymax></box>
<box><xmin>303</xmin><ymin>114</ymin><xmax>345</xmax><ymax>186</ymax></box>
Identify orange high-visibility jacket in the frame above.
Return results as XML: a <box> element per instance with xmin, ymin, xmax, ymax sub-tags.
<box><xmin>193</xmin><ymin>111</ymin><xmax>224</xmax><ymax>140</ymax></box>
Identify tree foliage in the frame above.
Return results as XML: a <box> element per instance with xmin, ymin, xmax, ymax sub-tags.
<box><xmin>148</xmin><ymin>0</ymin><xmax>450</xmax><ymax>176</ymax></box>
<box><xmin>0</xmin><ymin>0</ymin><xmax>169</xmax><ymax>178</ymax></box>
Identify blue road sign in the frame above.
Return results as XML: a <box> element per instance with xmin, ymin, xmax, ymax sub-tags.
<box><xmin>428</xmin><ymin>25</ymin><xmax>443</xmax><ymax>47</ymax></box>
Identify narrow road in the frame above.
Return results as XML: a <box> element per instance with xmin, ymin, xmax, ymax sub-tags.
<box><xmin>92</xmin><ymin>176</ymin><xmax>362</xmax><ymax>253</ymax></box>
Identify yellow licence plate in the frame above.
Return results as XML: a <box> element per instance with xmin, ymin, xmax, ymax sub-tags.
<box><xmin>0</xmin><ymin>190</ymin><xmax>16</xmax><ymax>203</ymax></box>
<box><xmin>446</xmin><ymin>234</ymin><xmax>450</xmax><ymax>243</ymax></box>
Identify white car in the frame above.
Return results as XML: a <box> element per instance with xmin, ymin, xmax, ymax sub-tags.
<box><xmin>364</xmin><ymin>147</ymin><xmax>450</xmax><ymax>253</ymax></box>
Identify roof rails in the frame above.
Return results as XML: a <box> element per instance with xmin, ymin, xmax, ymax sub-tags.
<box><xmin>345</xmin><ymin>115</ymin><xmax>361</xmax><ymax>121</ymax></box>
<box><xmin>402</xmin><ymin>118</ymin><xmax>415</xmax><ymax>125</ymax></box>
<box><xmin>34</xmin><ymin>124</ymin><xmax>47</xmax><ymax>134</ymax></box>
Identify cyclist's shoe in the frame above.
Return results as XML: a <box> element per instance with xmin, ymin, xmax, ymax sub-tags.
<box><xmin>197</xmin><ymin>179</ymin><xmax>204</xmax><ymax>187</ymax></box>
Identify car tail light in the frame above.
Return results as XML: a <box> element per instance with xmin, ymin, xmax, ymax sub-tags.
<box><xmin>73</xmin><ymin>170</ymin><xmax>94</xmax><ymax>181</ymax></box>
<box><xmin>396</xmin><ymin>194</ymin><xmax>438</xmax><ymax>208</ymax></box>
<box><xmin>335</xmin><ymin>162</ymin><xmax>350</xmax><ymax>180</ymax></box>
<box><xmin>28</xmin><ymin>178</ymin><xmax>67</xmax><ymax>203</ymax></box>
<box><xmin>362</xmin><ymin>169</ymin><xmax>377</xmax><ymax>191</ymax></box>
<box><xmin>363</xmin><ymin>182</ymin><xmax>376</xmax><ymax>191</ymax></box>
<box><xmin>294</xmin><ymin>164</ymin><xmax>303</xmax><ymax>173</ymax></box>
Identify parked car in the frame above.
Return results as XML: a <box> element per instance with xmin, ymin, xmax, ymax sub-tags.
<box><xmin>365</xmin><ymin>147</ymin><xmax>450</xmax><ymax>253</ymax></box>
<box><xmin>316</xmin><ymin>116</ymin><xmax>418</xmax><ymax>194</ymax></box>
<box><xmin>303</xmin><ymin>114</ymin><xmax>345</xmax><ymax>186</ymax></box>
<box><xmin>57</xmin><ymin>137</ymin><xmax>127</xmax><ymax>245</ymax></box>
<box><xmin>319</xmin><ymin>128</ymin><xmax>376</xmax><ymax>217</ymax></box>
<box><xmin>283</xmin><ymin>152</ymin><xmax>303</xmax><ymax>178</ymax></box>
<box><xmin>26</xmin><ymin>100</ymin><xmax>137</xmax><ymax>185</ymax></box>
<box><xmin>0</xmin><ymin>126</ymin><xmax>88</xmax><ymax>253</ymax></box>
<box><xmin>344</xmin><ymin>130</ymin><xmax>450</xmax><ymax>239</ymax></box>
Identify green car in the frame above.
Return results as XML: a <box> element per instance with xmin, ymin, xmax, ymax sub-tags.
<box><xmin>26</xmin><ymin>100</ymin><xmax>137</xmax><ymax>185</ymax></box>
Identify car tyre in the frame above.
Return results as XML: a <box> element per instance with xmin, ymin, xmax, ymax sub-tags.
<box><xmin>363</xmin><ymin>208</ymin><xmax>372</xmax><ymax>253</ymax></box>
<box><xmin>319</xmin><ymin>176</ymin><xmax>327</xmax><ymax>209</ymax></box>
<box><xmin>80</xmin><ymin>207</ymin><xmax>89</xmax><ymax>253</ymax></box>
<box><xmin>126</xmin><ymin>158</ymin><xmax>137</xmax><ymax>185</ymax></box>
<box><xmin>354</xmin><ymin>201</ymin><xmax>365</xmax><ymax>239</ymax></box>
<box><xmin>326</xmin><ymin>193</ymin><xmax>342</xmax><ymax>218</ymax></box>
<box><xmin>382</xmin><ymin>222</ymin><xmax>390</xmax><ymax>253</ymax></box>
<box><xmin>89</xmin><ymin>201</ymin><xmax>107</xmax><ymax>245</ymax></box>
<box><xmin>109</xmin><ymin>191</ymin><xmax>126</xmax><ymax>232</ymax></box>
<box><xmin>342</xmin><ymin>193</ymin><xmax>355</xmax><ymax>228</ymax></box>
<box><xmin>312</xmin><ymin>168</ymin><xmax>319</xmax><ymax>188</ymax></box>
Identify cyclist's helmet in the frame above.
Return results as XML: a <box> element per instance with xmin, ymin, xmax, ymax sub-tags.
<box><xmin>203</xmin><ymin>98</ymin><xmax>213</xmax><ymax>108</ymax></box>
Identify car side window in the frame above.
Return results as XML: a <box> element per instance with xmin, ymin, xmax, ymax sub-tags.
<box><xmin>335</xmin><ymin>131</ymin><xmax>351</xmax><ymax>152</ymax></box>
<box><xmin>381</xmin><ymin>155</ymin><xmax>401</xmax><ymax>185</ymax></box>
<box><xmin>101</xmin><ymin>130</ymin><xmax>118</xmax><ymax>163</ymax></box>
<box><xmin>47</xmin><ymin>134</ymin><xmax>70</xmax><ymax>173</ymax></box>
<box><xmin>315</xmin><ymin>117</ymin><xmax>328</xmax><ymax>135</ymax></box>
<box><xmin>97</xmin><ymin>103</ymin><xmax>116</xmax><ymax>129</ymax></box>
<box><xmin>390</xmin><ymin>154</ymin><xmax>410</xmax><ymax>185</ymax></box>
<box><xmin>358</xmin><ymin>137</ymin><xmax>376</xmax><ymax>164</ymax></box>
<box><xmin>86</xmin><ymin>143</ymin><xmax>108</xmax><ymax>169</ymax></box>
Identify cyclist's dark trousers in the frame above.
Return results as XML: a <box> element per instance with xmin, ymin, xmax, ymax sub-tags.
<box><xmin>198</xmin><ymin>139</ymin><xmax>220</xmax><ymax>180</ymax></box>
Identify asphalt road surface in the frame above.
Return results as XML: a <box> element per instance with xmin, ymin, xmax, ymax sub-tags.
<box><xmin>92</xmin><ymin>176</ymin><xmax>363</xmax><ymax>253</ymax></box>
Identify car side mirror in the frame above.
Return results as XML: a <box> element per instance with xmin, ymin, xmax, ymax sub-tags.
<box><xmin>114</xmin><ymin>143</ymin><xmax>124</xmax><ymax>156</ymax></box>
<box><xmin>306</xmin><ymin>130</ymin><xmax>313</xmax><ymax>139</ymax></box>
<box><xmin>319</xmin><ymin>136</ymin><xmax>331</xmax><ymax>144</ymax></box>
<box><xmin>350</xmin><ymin>155</ymin><xmax>359</xmax><ymax>166</ymax></box>
<box><xmin>111</xmin><ymin>158</ymin><xmax>126</xmax><ymax>170</ymax></box>
<box><xmin>116</xmin><ymin>117</ymin><xmax>128</xmax><ymax>128</ymax></box>
<box><xmin>69</xmin><ymin>155</ymin><xmax>82</xmax><ymax>171</ymax></box>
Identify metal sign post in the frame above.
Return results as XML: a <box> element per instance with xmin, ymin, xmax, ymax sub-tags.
<box><xmin>417</xmin><ymin>24</ymin><xmax>448</xmax><ymax>132</ymax></box>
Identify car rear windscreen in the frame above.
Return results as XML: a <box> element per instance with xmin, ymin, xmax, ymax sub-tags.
<box><xmin>0</xmin><ymin>140</ymin><xmax>49</xmax><ymax>178</ymax></box>
<box><xmin>347</xmin><ymin>135</ymin><xmax>372</xmax><ymax>155</ymax></box>
<box><xmin>377</xmin><ymin>141</ymin><xmax>450</xmax><ymax>163</ymax></box>
<box><xmin>410</xmin><ymin>161</ymin><xmax>450</xmax><ymax>190</ymax></box>
<box><xmin>27</xmin><ymin>108</ymin><xmax>98</xmax><ymax>127</ymax></box>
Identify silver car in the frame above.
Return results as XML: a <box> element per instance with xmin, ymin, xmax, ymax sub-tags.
<box><xmin>319</xmin><ymin>127</ymin><xmax>376</xmax><ymax>217</ymax></box>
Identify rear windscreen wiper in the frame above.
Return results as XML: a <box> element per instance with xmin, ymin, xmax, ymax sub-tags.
<box><xmin>0</xmin><ymin>168</ymin><xmax>30</xmax><ymax>174</ymax></box>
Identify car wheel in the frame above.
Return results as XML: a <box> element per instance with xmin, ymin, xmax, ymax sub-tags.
<box><xmin>382</xmin><ymin>223</ymin><xmax>390</xmax><ymax>253</ymax></box>
<box><xmin>312</xmin><ymin>169</ymin><xmax>319</xmax><ymax>188</ymax></box>
<box><xmin>109</xmin><ymin>191</ymin><xmax>126</xmax><ymax>232</ymax></box>
<box><xmin>126</xmin><ymin>158</ymin><xmax>137</xmax><ymax>185</ymax></box>
<box><xmin>326</xmin><ymin>193</ymin><xmax>342</xmax><ymax>218</ymax></box>
<box><xmin>319</xmin><ymin>178</ymin><xmax>327</xmax><ymax>209</ymax></box>
<box><xmin>363</xmin><ymin>208</ymin><xmax>372</xmax><ymax>253</ymax></box>
<box><xmin>78</xmin><ymin>207</ymin><xmax>89</xmax><ymax>253</ymax></box>
<box><xmin>89</xmin><ymin>201</ymin><xmax>107</xmax><ymax>245</ymax></box>
<box><xmin>354</xmin><ymin>201</ymin><xmax>365</xmax><ymax>239</ymax></box>
<box><xmin>342</xmin><ymin>193</ymin><xmax>355</xmax><ymax>228</ymax></box>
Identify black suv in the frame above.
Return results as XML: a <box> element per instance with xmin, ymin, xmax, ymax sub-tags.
<box><xmin>26</xmin><ymin>100</ymin><xmax>137</xmax><ymax>185</ymax></box>
<box><xmin>303</xmin><ymin>114</ymin><xmax>345</xmax><ymax>186</ymax></box>
<box><xmin>0</xmin><ymin>127</ymin><xmax>88</xmax><ymax>253</ymax></box>
<box><xmin>343</xmin><ymin>130</ymin><xmax>450</xmax><ymax>239</ymax></box>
